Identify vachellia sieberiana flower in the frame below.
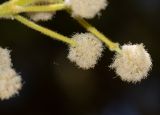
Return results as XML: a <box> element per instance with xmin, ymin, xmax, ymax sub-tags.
<box><xmin>65</xmin><ymin>0</ymin><xmax>108</xmax><ymax>18</ymax></box>
<box><xmin>0</xmin><ymin>47</ymin><xmax>22</xmax><ymax>100</ymax></box>
<box><xmin>68</xmin><ymin>33</ymin><xmax>103</xmax><ymax>69</ymax></box>
<box><xmin>110</xmin><ymin>44</ymin><xmax>152</xmax><ymax>83</ymax></box>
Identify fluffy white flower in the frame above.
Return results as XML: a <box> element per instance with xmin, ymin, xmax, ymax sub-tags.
<box><xmin>65</xmin><ymin>0</ymin><xmax>108</xmax><ymax>19</ymax></box>
<box><xmin>110</xmin><ymin>44</ymin><xmax>152</xmax><ymax>83</ymax></box>
<box><xmin>0</xmin><ymin>47</ymin><xmax>12</xmax><ymax>69</ymax></box>
<box><xmin>28</xmin><ymin>12</ymin><xmax>55</xmax><ymax>22</ymax></box>
<box><xmin>0</xmin><ymin>47</ymin><xmax>22</xmax><ymax>100</ymax></box>
<box><xmin>0</xmin><ymin>68</ymin><xmax>22</xmax><ymax>100</ymax></box>
<box><xmin>68</xmin><ymin>33</ymin><xmax>103</xmax><ymax>69</ymax></box>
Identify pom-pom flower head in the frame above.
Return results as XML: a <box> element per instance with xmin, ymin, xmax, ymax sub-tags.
<box><xmin>0</xmin><ymin>69</ymin><xmax>22</xmax><ymax>100</ymax></box>
<box><xmin>0</xmin><ymin>47</ymin><xmax>22</xmax><ymax>100</ymax></box>
<box><xmin>110</xmin><ymin>44</ymin><xmax>152</xmax><ymax>83</ymax></box>
<box><xmin>65</xmin><ymin>0</ymin><xmax>108</xmax><ymax>19</ymax></box>
<box><xmin>68</xmin><ymin>33</ymin><xmax>103</xmax><ymax>69</ymax></box>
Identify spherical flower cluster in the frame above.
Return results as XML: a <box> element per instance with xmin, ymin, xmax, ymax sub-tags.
<box><xmin>110</xmin><ymin>44</ymin><xmax>152</xmax><ymax>83</ymax></box>
<box><xmin>0</xmin><ymin>47</ymin><xmax>22</xmax><ymax>100</ymax></box>
<box><xmin>0</xmin><ymin>69</ymin><xmax>22</xmax><ymax>100</ymax></box>
<box><xmin>65</xmin><ymin>0</ymin><xmax>108</xmax><ymax>19</ymax></box>
<box><xmin>68</xmin><ymin>33</ymin><xmax>103</xmax><ymax>69</ymax></box>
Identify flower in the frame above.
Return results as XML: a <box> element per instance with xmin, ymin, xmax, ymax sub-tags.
<box><xmin>110</xmin><ymin>44</ymin><xmax>152</xmax><ymax>83</ymax></box>
<box><xmin>0</xmin><ymin>47</ymin><xmax>22</xmax><ymax>100</ymax></box>
<box><xmin>0</xmin><ymin>68</ymin><xmax>22</xmax><ymax>100</ymax></box>
<box><xmin>65</xmin><ymin>0</ymin><xmax>108</xmax><ymax>19</ymax></box>
<box><xmin>68</xmin><ymin>33</ymin><xmax>103</xmax><ymax>69</ymax></box>
<box><xmin>28</xmin><ymin>12</ymin><xmax>55</xmax><ymax>22</ymax></box>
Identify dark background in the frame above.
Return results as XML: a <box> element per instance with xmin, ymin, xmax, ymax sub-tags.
<box><xmin>0</xmin><ymin>0</ymin><xmax>160</xmax><ymax>115</ymax></box>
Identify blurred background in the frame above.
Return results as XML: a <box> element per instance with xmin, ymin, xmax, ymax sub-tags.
<box><xmin>0</xmin><ymin>0</ymin><xmax>160</xmax><ymax>115</ymax></box>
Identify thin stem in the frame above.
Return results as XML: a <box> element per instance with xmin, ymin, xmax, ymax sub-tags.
<box><xmin>14</xmin><ymin>15</ymin><xmax>76</xmax><ymax>46</ymax></box>
<box><xmin>0</xmin><ymin>2</ymin><xmax>66</xmax><ymax>18</ymax></box>
<box><xmin>14</xmin><ymin>0</ymin><xmax>40</xmax><ymax>6</ymax></box>
<box><xmin>0</xmin><ymin>1</ymin><xmax>17</xmax><ymax>17</ymax></box>
<box><xmin>22</xmin><ymin>3</ymin><xmax>66</xmax><ymax>12</ymax></box>
<box><xmin>15</xmin><ymin>0</ymin><xmax>64</xmax><ymax>6</ymax></box>
<box><xmin>73</xmin><ymin>17</ymin><xmax>121</xmax><ymax>53</ymax></box>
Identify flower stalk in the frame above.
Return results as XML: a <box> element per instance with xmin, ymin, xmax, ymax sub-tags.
<box><xmin>21</xmin><ymin>3</ymin><xmax>67</xmax><ymax>12</ymax></box>
<box><xmin>14</xmin><ymin>15</ymin><xmax>76</xmax><ymax>46</ymax></box>
<box><xmin>0</xmin><ymin>2</ymin><xmax>67</xmax><ymax>17</ymax></box>
<box><xmin>73</xmin><ymin>16</ymin><xmax>121</xmax><ymax>53</ymax></box>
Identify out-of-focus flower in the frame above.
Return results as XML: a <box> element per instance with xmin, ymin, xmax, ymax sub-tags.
<box><xmin>65</xmin><ymin>0</ymin><xmax>108</xmax><ymax>19</ymax></box>
<box><xmin>0</xmin><ymin>47</ymin><xmax>22</xmax><ymax>100</ymax></box>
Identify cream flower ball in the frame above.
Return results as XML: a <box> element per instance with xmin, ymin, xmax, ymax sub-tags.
<box><xmin>65</xmin><ymin>0</ymin><xmax>108</xmax><ymax>19</ymax></box>
<box><xmin>110</xmin><ymin>44</ymin><xmax>152</xmax><ymax>83</ymax></box>
<box><xmin>28</xmin><ymin>12</ymin><xmax>55</xmax><ymax>22</ymax></box>
<box><xmin>68</xmin><ymin>33</ymin><xmax>103</xmax><ymax>69</ymax></box>
<box><xmin>0</xmin><ymin>47</ymin><xmax>22</xmax><ymax>100</ymax></box>
<box><xmin>0</xmin><ymin>68</ymin><xmax>22</xmax><ymax>100</ymax></box>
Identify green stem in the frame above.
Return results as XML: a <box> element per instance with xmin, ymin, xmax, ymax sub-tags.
<box><xmin>14</xmin><ymin>0</ymin><xmax>64</xmax><ymax>6</ymax></box>
<box><xmin>22</xmin><ymin>3</ymin><xmax>66</xmax><ymax>12</ymax></box>
<box><xmin>0</xmin><ymin>1</ymin><xmax>66</xmax><ymax>17</ymax></box>
<box><xmin>14</xmin><ymin>0</ymin><xmax>40</xmax><ymax>6</ymax></box>
<box><xmin>0</xmin><ymin>1</ymin><xmax>17</xmax><ymax>17</ymax></box>
<box><xmin>14</xmin><ymin>15</ymin><xmax>76</xmax><ymax>46</ymax></box>
<box><xmin>73</xmin><ymin>17</ymin><xmax>121</xmax><ymax>53</ymax></box>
